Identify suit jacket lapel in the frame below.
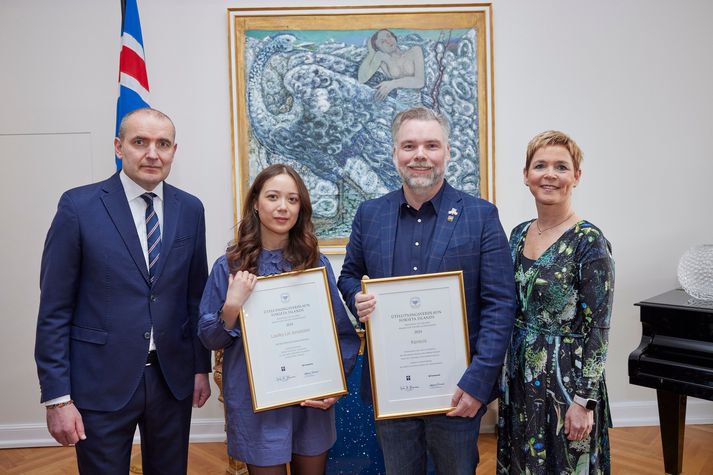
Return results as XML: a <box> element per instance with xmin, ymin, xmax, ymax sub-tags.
<box><xmin>151</xmin><ymin>183</ymin><xmax>180</xmax><ymax>282</ymax></box>
<box><xmin>380</xmin><ymin>192</ymin><xmax>400</xmax><ymax>277</ymax></box>
<box><xmin>427</xmin><ymin>182</ymin><xmax>463</xmax><ymax>273</ymax></box>
<box><xmin>101</xmin><ymin>174</ymin><xmax>151</xmax><ymax>285</ymax></box>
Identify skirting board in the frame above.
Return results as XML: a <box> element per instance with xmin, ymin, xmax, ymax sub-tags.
<box><xmin>610</xmin><ymin>398</ymin><xmax>713</xmax><ymax>427</ymax></box>
<box><xmin>2</xmin><ymin>399</ymin><xmax>712</xmax><ymax>448</ymax></box>
<box><xmin>0</xmin><ymin>418</ymin><xmax>227</xmax><ymax>449</ymax></box>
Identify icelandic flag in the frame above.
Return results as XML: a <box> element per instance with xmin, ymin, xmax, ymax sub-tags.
<box><xmin>115</xmin><ymin>0</ymin><xmax>150</xmax><ymax>170</ymax></box>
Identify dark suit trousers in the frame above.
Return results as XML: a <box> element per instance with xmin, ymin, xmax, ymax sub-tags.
<box><xmin>75</xmin><ymin>361</ymin><xmax>193</xmax><ymax>475</ymax></box>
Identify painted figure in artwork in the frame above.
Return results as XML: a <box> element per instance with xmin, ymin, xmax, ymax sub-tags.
<box><xmin>358</xmin><ymin>29</ymin><xmax>425</xmax><ymax>103</ymax></box>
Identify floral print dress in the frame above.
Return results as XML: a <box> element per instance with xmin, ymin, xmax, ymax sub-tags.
<box><xmin>497</xmin><ymin>220</ymin><xmax>614</xmax><ymax>475</ymax></box>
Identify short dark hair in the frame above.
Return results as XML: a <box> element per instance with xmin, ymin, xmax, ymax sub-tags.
<box><xmin>370</xmin><ymin>29</ymin><xmax>396</xmax><ymax>52</ymax></box>
<box><xmin>118</xmin><ymin>108</ymin><xmax>175</xmax><ymax>141</ymax></box>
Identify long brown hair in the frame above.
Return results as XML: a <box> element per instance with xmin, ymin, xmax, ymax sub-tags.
<box><xmin>226</xmin><ymin>164</ymin><xmax>319</xmax><ymax>274</ymax></box>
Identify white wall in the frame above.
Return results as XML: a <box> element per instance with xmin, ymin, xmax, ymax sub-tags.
<box><xmin>1</xmin><ymin>0</ymin><xmax>711</xmax><ymax>447</ymax></box>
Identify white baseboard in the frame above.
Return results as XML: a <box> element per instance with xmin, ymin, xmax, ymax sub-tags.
<box><xmin>2</xmin><ymin>398</ymin><xmax>712</xmax><ymax>448</ymax></box>
<box><xmin>0</xmin><ymin>417</ymin><xmax>227</xmax><ymax>449</ymax></box>
<box><xmin>610</xmin><ymin>398</ymin><xmax>713</xmax><ymax>427</ymax></box>
<box><xmin>0</xmin><ymin>424</ymin><xmax>58</xmax><ymax>448</ymax></box>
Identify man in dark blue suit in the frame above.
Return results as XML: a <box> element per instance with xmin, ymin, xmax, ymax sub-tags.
<box><xmin>35</xmin><ymin>108</ymin><xmax>211</xmax><ymax>474</ymax></box>
<box><xmin>338</xmin><ymin>107</ymin><xmax>516</xmax><ymax>474</ymax></box>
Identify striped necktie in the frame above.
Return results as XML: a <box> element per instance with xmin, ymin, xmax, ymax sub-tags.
<box><xmin>140</xmin><ymin>193</ymin><xmax>161</xmax><ymax>281</ymax></box>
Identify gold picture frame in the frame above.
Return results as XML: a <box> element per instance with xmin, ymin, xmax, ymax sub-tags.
<box><xmin>228</xmin><ymin>4</ymin><xmax>495</xmax><ymax>253</ymax></box>
<box><xmin>361</xmin><ymin>271</ymin><xmax>470</xmax><ymax>420</ymax></box>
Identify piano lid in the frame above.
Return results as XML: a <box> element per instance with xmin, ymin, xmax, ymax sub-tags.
<box><xmin>635</xmin><ymin>288</ymin><xmax>713</xmax><ymax>313</ymax></box>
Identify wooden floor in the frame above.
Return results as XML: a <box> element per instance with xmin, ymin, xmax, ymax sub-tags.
<box><xmin>1</xmin><ymin>425</ymin><xmax>712</xmax><ymax>474</ymax></box>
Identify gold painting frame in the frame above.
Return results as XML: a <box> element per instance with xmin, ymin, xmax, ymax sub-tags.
<box><xmin>228</xmin><ymin>4</ymin><xmax>495</xmax><ymax>254</ymax></box>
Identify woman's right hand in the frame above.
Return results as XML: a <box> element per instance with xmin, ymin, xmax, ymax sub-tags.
<box><xmin>221</xmin><ymin>271</ymin><xmax>257</xmax><ymax>329</ymax></box>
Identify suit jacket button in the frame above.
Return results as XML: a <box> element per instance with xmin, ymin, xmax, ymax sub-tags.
<box><xmin>150</xmin><ymin>294</ymin><xmax>157</xmax><ymax>302</ymax></box>
<box><xmin>144</xmin><ymin>331</ymin><xmax>151</xmax><ymax>340</ymax></box>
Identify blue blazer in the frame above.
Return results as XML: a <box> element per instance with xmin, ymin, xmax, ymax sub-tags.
<box><xmin>338</xmin><ymin>181</ymin><xmax>516</xmax><ymax>404</ymax></box>
<box><xmin>35</xmin><ymin>173</ymin><xmax>210</xmax><ymax>411</ymax></box>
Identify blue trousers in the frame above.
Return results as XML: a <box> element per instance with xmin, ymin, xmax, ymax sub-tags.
<box><xmin>375</xmin><ymin>409</ymin><xmax>485</xmax><ymax>475</ymax></box>
<box><xmin>75</xmin><ymin>363</ymin><xmax>193</xmax><ymax>475</ymax></box>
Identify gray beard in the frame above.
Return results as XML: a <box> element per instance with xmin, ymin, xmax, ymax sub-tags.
<box><xmin>401</xmin><ymin>169</ymin><xmax>444</xmax><ymax>190</ymax></box>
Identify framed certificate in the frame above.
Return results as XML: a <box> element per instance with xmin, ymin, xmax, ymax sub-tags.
<box><xmin>362</xmin><ymin>271</ymin><xmax>470</xmax><ymax>420</ymax></box>
<box><xmin>240</xmin><ymin>267</ymin><xmax>348</xmax><ymax>412</ymax></box>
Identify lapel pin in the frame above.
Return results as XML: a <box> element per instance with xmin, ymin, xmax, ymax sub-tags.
<box><xmin>447</xmin><ymin>208</ymin><xmax>458</xmax><ymax>221</ymax></box>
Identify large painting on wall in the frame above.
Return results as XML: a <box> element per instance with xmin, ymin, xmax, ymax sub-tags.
<box><xmin>228</xmin><ymin>4</ymin><xmax>494</xmax><ymax>253</ymax></box>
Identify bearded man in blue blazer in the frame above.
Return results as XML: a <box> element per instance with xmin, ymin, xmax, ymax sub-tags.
<box><xmin>35</xmin><ymin>108</ymin><xmax>211</xmax><ymax>474</ymax></box>
<box><xmin>338</xmin><ymin>106</ymin><xmax>516</xmax><ymax>475</ymax></box>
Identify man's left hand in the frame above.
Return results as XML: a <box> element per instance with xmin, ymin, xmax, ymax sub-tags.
<box><xmin>447</xmin><ymin>387</ymin><xmax>482</xmax><ymax>418</ymax></box>
<box><xmin>193</xmin><ymin>373</ymin><xmax>211</xmax><ymax>408</ymax></box>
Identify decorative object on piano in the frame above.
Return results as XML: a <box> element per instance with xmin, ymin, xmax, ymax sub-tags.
<box><xmin>677</xmin><ymin>244</ymin><xmax>713</xmax><ymax>300</ymax></box>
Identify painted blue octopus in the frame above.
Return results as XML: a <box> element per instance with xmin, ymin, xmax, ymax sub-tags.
<box><xmin>244</xmin><ymin>28</ymin><xmax>481</xmax><ymax>241</ymax></box>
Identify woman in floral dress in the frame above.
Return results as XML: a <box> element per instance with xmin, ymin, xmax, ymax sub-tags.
<box><xmin>497</xmin><ymin>131</ymin><xmax>614</xmax><ymax>474</ymax></box>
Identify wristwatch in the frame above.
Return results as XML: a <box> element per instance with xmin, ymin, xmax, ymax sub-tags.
<box><xmin>573</xmin><ymin>394</ymin><xmax>597</xmax><ymax>410</ymax></box>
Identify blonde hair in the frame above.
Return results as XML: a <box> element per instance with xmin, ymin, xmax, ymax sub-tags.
<box><xmin>525</xmin><ymin>130</ymin><xmax>583</xmax><ymax>172</ymax></box>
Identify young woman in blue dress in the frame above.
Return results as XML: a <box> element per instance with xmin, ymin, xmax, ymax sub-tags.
<box><xmin>198</xmin><ymin>164</ymin><xmax>359</xmax><ymax>475</ymax></box>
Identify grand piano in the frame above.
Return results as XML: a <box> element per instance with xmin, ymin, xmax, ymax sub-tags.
<box><xmin>628</xmin><ymin>289</ymin><xmax>713</xmax><ymax>475</ymax></box>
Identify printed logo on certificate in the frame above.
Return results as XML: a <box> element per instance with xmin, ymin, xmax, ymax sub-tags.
<box><xmin>240</xmin><ymin>267</ymin><xmax>348</xmax><ymax>412</ymax></box>
<box><xmin>362</xmin><ymin>271</ymin><xmax>470</xmax><ymax>420</ymax></box>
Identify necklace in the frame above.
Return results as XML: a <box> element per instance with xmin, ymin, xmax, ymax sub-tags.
<box><xmin>535</xmin><ymin>212</ymin><xmax>574</xmax><ymax>235</ymax></box>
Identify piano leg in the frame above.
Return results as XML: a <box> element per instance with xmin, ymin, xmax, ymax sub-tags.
<box><xmin>656</xmin><ymin>389</ymin><xmax>687</xmax><ymax>475</ymax></box>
